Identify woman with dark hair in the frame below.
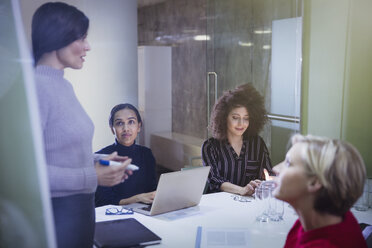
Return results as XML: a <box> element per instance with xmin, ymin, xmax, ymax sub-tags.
<box><xmin>202</xmin><ymin>83</ymin><xmax>273</xmax><ymax>195</ymax></box>
<box><xmin>95</xmin><ymin>103</ymin><xmax>157</xmax><ymax>207</ymax></box>
<box><xmin>273</xmin><ymin>134</ymin><xmax>367</xmax><ymax>247</ymax></box>
<box><xmin>32</xmin><ymin>2</ymin><xmax>132</xmax><ymax>247</ymax></box>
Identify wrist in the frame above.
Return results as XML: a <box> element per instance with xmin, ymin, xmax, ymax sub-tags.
<box><xmin>238</xmin><ymin>186</ymin><xmax>246</xmax><ymax>196</ymax></box>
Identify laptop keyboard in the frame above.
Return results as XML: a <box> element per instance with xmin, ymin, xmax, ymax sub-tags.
<box><xmin>141</xmin><ymin>204</ymin><xmax>152</xmax><ymax>211</ymax></box>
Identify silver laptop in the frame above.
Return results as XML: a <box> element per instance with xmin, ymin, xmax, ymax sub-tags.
<box><xmin>124</xmin><ymin>166</ymin><xmax>210</xmax><ymax>216</ymax></box>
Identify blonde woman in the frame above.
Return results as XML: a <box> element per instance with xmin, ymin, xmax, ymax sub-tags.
<box><xmin>273</xmin><ymin>134</ymin><xmax>367</xmax><ymax>247</ymax></box>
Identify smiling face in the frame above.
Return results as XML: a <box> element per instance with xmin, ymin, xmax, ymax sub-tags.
<box><xmin>226</xmin><ymin>106</ymin><xmax>249</xmax><ymax>139</ymax></box>
<box><xmin>111</xmin><ymin>108</ymin><xmax>141</xmax><ymax>147</ymax></box>
<box><xmin>272</xmin><ymin>143</ymin><xmax>313</xmax><ymax>206</ymax></box>
<box><xmin>56</xmin><ymin>35</ymin><xmax>90</xmax><ymax>69</ymax></box>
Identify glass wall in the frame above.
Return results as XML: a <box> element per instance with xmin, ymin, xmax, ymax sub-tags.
<box><xmin>0</xmin><ymin>0</ymin><xmax>55</xmax><ymax>247</ymax></box>
<box><xmin>138</xmin><ymin>0</ymin><xmax>303</xmax><ymax>165</ymax></box>
<box><xmin>206</xmin><ymin>0</ymin><xmax>303</xmax><ymax>165</ymax></box>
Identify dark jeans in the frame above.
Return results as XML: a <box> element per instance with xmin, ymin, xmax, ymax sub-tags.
<box><xmin>52</xmin><ymin>193</ymin><xmax>95</xmax><ymax>248</ymax></box>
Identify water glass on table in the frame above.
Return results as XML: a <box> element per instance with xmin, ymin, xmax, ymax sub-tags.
<box><xmin>254</xmin><ymin>185</ymin><xmax>270</xmax><ymax>222</ymax></box>
<box><xmin>268</xmin><ymin>191</ymin><xmax>284</xmax><ymax>221</ymax></box>
<box><xmin>255</xmin><ymin>180</ymin><xmax>285</xmax><ymax>222</ymax></box>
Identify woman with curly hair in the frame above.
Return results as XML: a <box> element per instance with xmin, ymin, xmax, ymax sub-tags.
<box><xmin>202</xmin><ymin>83</ymin><xmax>274</xmax><ymax>195</ymax></box>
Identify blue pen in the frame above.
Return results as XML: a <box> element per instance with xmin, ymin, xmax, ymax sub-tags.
<box><xmin>99</xmin><ymin>159</ymin><xmax>122</xmax><ymax>166</ymax></box>
<box><xmin>99</xmin><ymin>159</ymin><xmax>139</xmax><ymax>171</ymax></box>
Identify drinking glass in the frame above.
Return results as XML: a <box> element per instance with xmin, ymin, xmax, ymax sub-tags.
<box><xmin>255</xmin><ymin>185</ymin><xmax>270</xmax><ymax>222</ymax></box>
<box><xmin>268</xmin><ymin>191</ymin><xmax>284</xmax><ymax>221</ymax></box>
<box><xmin>255</xmin><ymin>180</ymin><xmax>285</xmax><ymax>222</ymax></box>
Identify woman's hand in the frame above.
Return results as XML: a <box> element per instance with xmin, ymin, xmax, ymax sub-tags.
<box><xmin>240</xmin><ymin>184</ymin><xmax>254</xmax><ymax>196</ymax></box>
<box><xmin>119</xmin><ymin>191</ymin><xmax>156</xmax><ymax>205</ymax></box>
<box><xmin>251</xmin><ymin>179</ymin><xmax>262</xmax><ymax>188</ymax></box>
<box><xmin>95</xmin><ymin>152</ymin><xmax>133</xmax><ymax>187</ymax></box>
<box><xmin>136</xmin><ymin>191</ymin><xmax>156</xmax><ymax>204</ymax></box>
<box><xmin>240</xmin><ymin>179</ymin><xmax>262</xmax><ymax>196</ymax></box>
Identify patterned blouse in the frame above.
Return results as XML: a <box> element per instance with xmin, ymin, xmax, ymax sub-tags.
<box><xmin>202</xmin><ymin>135</ymin><xmax>273</xmax><ymax>193</ymax></box>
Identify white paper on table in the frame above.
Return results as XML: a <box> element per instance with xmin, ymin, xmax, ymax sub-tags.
<box><xmin>195</xmin><ymin>226</ymin><xmax>250</xmax><ymax>248</ymax></box>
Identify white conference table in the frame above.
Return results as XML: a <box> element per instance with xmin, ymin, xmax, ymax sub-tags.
<box><xmin>96</xmin><ymin>192</ymin><xmax>372</xmax><ymax>247</ymax></box>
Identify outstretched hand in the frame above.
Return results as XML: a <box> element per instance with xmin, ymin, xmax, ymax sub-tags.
<box><xmin>95</xmin><ymin>151</ymin><xmax>133</xmax><ymax>187</ymax></box>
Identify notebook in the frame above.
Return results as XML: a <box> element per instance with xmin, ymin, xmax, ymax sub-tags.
<box><xmin>94</xmin><ymin>218</ymin><xmax>161</xmax><ymax>248</ymax></box>
<box><xmin>124</xmin><ymin>166</ymin><xmax>210</xmax><ymax>216</ymax></box>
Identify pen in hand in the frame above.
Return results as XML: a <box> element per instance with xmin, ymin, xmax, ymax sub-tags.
<box><xmin>99</xmin><ymin>159</ymin><xmax>139</xmax><ymax>171</ymax></box>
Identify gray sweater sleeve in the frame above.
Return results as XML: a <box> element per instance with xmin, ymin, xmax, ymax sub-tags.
<box><xmin>35</xmin><ymin>66</ymin><xmax>97</xmax><ymax>197</ymax></box>
<box><xmin>47</xmin><ymin>166</ymin><xmax>97</xmax><ymax>193</ymax></box>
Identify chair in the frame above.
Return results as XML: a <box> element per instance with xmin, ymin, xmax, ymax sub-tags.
<box><xmin>360</xmin><ymin>223</ymin><xmax>372</xmax><ymax>248</ymax></box>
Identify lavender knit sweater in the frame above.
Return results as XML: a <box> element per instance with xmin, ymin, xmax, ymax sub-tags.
<box><xmin>35</xmin><ymin>65</ymin><xmax>97</xmax><ymax>197</ymax></box>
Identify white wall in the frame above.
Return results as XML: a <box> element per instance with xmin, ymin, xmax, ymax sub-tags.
<box><xmin>138</xmin><ymin>46</ymin><xmax>172</xmax><ymax>147</ymax></box>
<box><xmin>19</xmin><ymin>0</ymin><xmax>138</xmax><ymax>151</ymax></box>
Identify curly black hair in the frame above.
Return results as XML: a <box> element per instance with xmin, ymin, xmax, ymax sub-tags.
<box><xmin>209</xmin><ymin>83</ymin><xmax>268</xmax><ymax>140</ymax></box>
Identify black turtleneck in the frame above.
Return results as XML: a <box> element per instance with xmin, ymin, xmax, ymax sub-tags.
<box><xmin>94</xmin><ymin>140</ymin><xmax>157</xmax><ymax>207</ymax></box>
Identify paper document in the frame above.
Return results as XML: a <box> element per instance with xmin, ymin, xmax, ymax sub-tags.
<box><xmin>195</xmin><ymin>226</ymin><xmax>250</xmax><ymax>248</ymax></box>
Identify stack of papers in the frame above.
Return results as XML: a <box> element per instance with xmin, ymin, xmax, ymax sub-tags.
<box><xmin>195</xmin><ymin>226</ymin><xmax>250</xmax><ymax>248</ymax></box>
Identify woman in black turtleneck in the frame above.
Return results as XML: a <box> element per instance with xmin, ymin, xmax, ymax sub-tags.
<box><xmin>95</xmin><ymin>103</ymin><xmax>157</xmax><ymax>207</ymax></box>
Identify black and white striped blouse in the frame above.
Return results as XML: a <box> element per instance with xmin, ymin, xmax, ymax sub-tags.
<box><xmin>202</xmin><ymin>135</ymin><xmax>273</xmax><ymax>193</ymax></box>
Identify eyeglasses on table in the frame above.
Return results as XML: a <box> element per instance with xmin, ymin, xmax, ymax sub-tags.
<box><xmin>105</xmin><ymin>207</ymin><xmax>134</xmax><ymax>215</ymax></box>
<box><xmin>230</xmin><ymin>194</ymin><xmax>252</xmax><ymax>203</ymax></box>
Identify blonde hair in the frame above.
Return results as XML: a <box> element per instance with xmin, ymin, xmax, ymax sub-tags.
<box><xmin>291</xmin><ymin>134</ymin><xmax>366</xmax><ymax>216</ymax></box>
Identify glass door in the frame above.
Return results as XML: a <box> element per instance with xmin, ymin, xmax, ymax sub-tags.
<box><xmin>206</xmin><ymin>0</ymin><xmax>303</xmax><ymax>165</ymax></box>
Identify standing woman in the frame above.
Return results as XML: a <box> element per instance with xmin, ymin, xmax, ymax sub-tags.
<box><xmin>202</xmin><ymin>83</ymin><xmax>274</xmax><ymax>196</ymax></box>
<box><xmin>273</xmin><ymin>134</ymin><xmax>367</xmax><ymax>247</ymax></box>
<box><xmin>32</xmin><ymin>2</ymin><xmax>132</xmax><ymax>247</ymax></box>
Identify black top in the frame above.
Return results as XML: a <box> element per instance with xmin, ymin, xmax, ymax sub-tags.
<box><xmin>95</xmin><ymin>140</ymin><xmax>157</xmax><ymax>207</ymax></box>
<box><xmin>201</xmin><ymin>135</ymin><xmax>273</xmax><ymax>193</ymax></box>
